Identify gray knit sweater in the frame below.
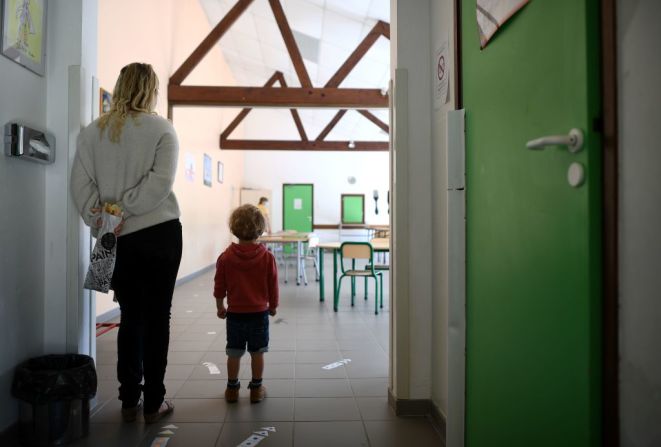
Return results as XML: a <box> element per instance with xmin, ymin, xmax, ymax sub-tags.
<box><xmin>70</xmin><ymin>113</ymin><xmax>181</xmax><ymax>237</ymax></box>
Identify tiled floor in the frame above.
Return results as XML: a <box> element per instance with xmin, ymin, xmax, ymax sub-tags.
<box><xmin>3</xmin><ymin>255</ymin><xmax>442</xmax><ymax>446</ymax></box>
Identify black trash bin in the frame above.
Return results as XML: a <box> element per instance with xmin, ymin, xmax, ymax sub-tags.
<box><xmin>11</xmin><ymin>354</ymin><xmax>97</xmax><ymax>447</ymax></box>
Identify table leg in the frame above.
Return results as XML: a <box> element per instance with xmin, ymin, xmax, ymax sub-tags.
<box><xmin>319</xmin><ymin>247</ymin><xmax>325</xmax><ymax>302</ymax></box>
<box><xmin>333</xmin><ymin>248</ymin><xmax>338</xmax><ymax>311</ymax></box>
<box><xmin>296</xmin><ymin>241</ymin><xmax>301</xmax><ymax>286</ymax></box>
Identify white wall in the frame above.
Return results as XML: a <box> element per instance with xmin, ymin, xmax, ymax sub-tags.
<box><xmin>390</xmin><ymin>0</ymin><xmax>434</xmax><ymax>401</ymax></box>
<box><xmin>617</xmin><ymin>1</ymin><xmax>661</xmax><ymax>446</ymax></box>
<box><xmin>430</xmin><ymin>0</ymin><xmax>454</xmax><ymax>423</ymax></box>
<box><xmin>243</xmin><ymin>148</ymin><xmax>389</xmax><ymax>236</ymax></box>
<box><xmin>0</xmin><ymin>41</ymin><xmax>47</xmax><ymax>434</ymax></box>
<box><xmin>98</xmin><ymin>0</ymin><xmax>245</xmax><ymax>284</ymax></box>
<box><xmin>0</xmin><ymin>0</ymin><xmax>96</xmax><ymax>430</ymax></box>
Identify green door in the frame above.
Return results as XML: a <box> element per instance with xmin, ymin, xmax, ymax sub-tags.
<box><xmin>283</xmin><ymin>184</ymin><xmax>313</xmax><ymax>232</ymax></box>
<box><xmin>461</xmin><ymin>1</ymin><xmax>601</xmax><ymax>446</ymax></box>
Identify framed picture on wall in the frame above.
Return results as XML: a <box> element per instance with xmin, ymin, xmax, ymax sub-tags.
<box><xmin>1</xmin><ymin>0</ymin><xmax>48</xmax><ymax>76</ymax></box>
<box><xmin>203</xmin><ymin>154</ymin><xmax>212</xmax><ymax>187</ymax></box>
<box><xmin>217</xmin><ymin>161</ymin><xmax>223</xmax><ymax>183</ymax></box>
<box><xmin>99</xmin><ymin>88</ymin><xmax>112</xmax><ymax>115</ymax></box>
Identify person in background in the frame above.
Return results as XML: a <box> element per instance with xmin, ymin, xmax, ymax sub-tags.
<box><xmin>256</xmin><ymin>197</ymin><xmax>271</xmax><ymax>234</ymax></box>
<box><xmin>71</xmin><ymin>62</ymin><xmax>181</xmax><ymax>424</ymax></box>
<box><xmin>213</xmin><ymin>205</ymin><xmax>279</xmax><ymax>403</ymax></box>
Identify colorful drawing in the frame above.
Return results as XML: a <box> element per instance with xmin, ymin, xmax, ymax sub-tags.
<box><xmin>203</xmin><ymin>154</ymin><xmax>212</xmax><ymax>187</ymax></box>
<box><xmin>100</xmin><ymin>88</ymin><xmax>112</xmax><ymax>115</ymax></box>
<box><xmin>184</xmin><ymin>153</ymin><xmax>195</xmax><ymax>183</ymax></box>
<box><xmin>1</xmin><ymin>0</ymin><xmax>47</xmax><ymax>75</ymax></box>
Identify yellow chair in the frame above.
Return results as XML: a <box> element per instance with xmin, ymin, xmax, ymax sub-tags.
<box><xmin>334</xmin><ymin>242</ymin><xmax>383</xmax><ymax>315</ymax></box>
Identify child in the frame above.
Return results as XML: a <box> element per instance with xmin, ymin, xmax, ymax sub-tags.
<box><xmin>214</xmin><ymin>204</ymin><xmax>279</xmax><ymax>403</ymax></box>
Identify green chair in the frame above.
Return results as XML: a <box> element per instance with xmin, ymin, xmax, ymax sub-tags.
<box><xmin>334</xmin><ymin>242</ymin><xmax>383</xmax><ymax>315</ymax></box>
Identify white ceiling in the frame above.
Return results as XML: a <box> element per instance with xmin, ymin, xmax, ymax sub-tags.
<box><xmin>197</xmin><ymin>0</ymin><xmax>390</xmax><ymax>142</ymax></box>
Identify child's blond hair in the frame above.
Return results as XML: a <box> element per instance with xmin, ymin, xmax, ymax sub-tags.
<box><xmin>230</xmin><ymin>205</ymin><xmax>266</xmax><ymax>241</ymax></box>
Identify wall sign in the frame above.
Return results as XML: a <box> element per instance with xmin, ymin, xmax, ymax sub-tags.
<box><xmin>434</xmin><ymin>37</ymin><xmax>449</xmax><ymax>110</ymax></box>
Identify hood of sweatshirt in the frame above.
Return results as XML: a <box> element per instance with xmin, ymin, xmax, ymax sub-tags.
<box><xmin>223</xmin><ymin>243</ymin><xmax>269</xmax><ymax>271</ymax></box>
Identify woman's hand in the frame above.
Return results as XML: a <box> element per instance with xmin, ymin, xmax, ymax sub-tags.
<box><xmin>217</xmin><ymin>306</ymin><xmax>227</xmax><ymax>319</ymax></box>
<box><xmin>90</xmin><ymin>207</ymin><xmax>125</xmax><ymax>236</ymax></box>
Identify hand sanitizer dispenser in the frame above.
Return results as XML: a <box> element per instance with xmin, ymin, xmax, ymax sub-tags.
<box><xmin>4</xmin><ymin>122</ymin><xmax>55</xmax><ymax>164</ymax></box>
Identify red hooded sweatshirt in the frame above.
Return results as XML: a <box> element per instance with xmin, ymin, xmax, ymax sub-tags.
<box><xmin>213</xmin><ymin>243</ymin><xmax>279</xmax><ymax>313</ymax></box>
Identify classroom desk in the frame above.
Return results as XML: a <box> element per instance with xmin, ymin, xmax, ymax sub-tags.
<box><xmin>317</xmin><ymin>239</ymin><xmax>390</xmax><ymax>304</ymax></box>
<box><xmin>258</xmin><ymin>232</ymin><xmax>310</xmax><ymax>285</ymax></box>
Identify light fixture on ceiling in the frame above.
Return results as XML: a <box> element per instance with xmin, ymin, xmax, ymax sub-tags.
<box><xmin>348</xmin><ymin>140</ymin><xmax>356</xmax><ymax>149</ymax></box>
<box><xmin>380</xmin><ymin>88</ymin><xmax>388</xmax><ymax>96</ymax></box>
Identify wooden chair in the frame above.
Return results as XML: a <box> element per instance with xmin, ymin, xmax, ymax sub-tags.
<box><xmin>334</xmin><ymin>242</ymin><xmax>383</xmax><ymax>315</ymax></box>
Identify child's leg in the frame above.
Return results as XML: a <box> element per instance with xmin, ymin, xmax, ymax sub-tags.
<box><xmin>227</xmin><ymin>356</ymin><xmax>241</xmax><ymax>381</ymax></box>
<box><xmin>250</xmin><ymin>353</ymin><xmax>264</xmax><ymax>381</ymax></box>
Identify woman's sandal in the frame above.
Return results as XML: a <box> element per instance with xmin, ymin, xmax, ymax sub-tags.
<box><xmin>121</xmin><ymin>400</ymin><xmax>143</xmax><ymax>423</ymax></box>
<box><xmin>144</xmin><ymin>400</ymin><xmax>174</xmax><ymax>424</ymax></box>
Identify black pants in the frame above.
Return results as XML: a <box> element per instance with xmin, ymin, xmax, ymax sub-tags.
<box><xmin>111</xmin><ymin>219</ymin><xmax>182</xmax><ymax>413</ymax></box>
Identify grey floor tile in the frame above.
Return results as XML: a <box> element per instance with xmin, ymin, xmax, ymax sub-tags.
<box><xmin>176</xmin><ymin>380</ymin><xmax>225</xmax><ymax>399</ymax></box>
<box><xmin>165</xmin><ymin>380</ymin><xmax>186</xmax><ymax>398</ymax></box>
<box><xmin>168</xmin><ymin>351</ymin><xmax>205</xmax><ymax>365</ymax></box>
<box><xmin>188</xmin><ymin>365</ymin><xmax>228</xmax><ymax>380</ymax></box>
<box><xmin>345</xmin><ymin>362</ymin><xmax>389</xmax><ymax>379</ymax></box>
<box><xmin>295</xmin><ymin>363</ymin><xmax>348</xmax><ymax>379</ymax></box>
<box><xmin>350</xmin><ymin>378</ymin><xmax>390</xmax><ymax>397</ymax></box>
<box><xmin>160</xmin><ymin>399</ymin><xmax>227</xmax><ymax>423</ymax></box>
<box><xmin>293</xmin><ymin>421</ymin><xmax>369</xmax><ymax>447</ymax></box>
<box><xmin>225</xmin><ymin>398</ymin><xmax>294</xmax><ymax>422</ymax></box>
<box><xmin>215</xmin><ymin>422</ymin><xmax>293</xmax><ymax>447</ymax></box>
<box><xmin>294</xmin><ymin>379</ymin><xmax>353</xmax><ymax>398</ymax></box>
<box><xmin>91</xmin><ymin>399</ymin><xmax>134</xmax><ymax>424</ymax></box>
<box><xmin>96</xmin><ymin>350</ymin><xmax>117</xmax><ymax>365</ymax></box>
<box><xmin>263</xmin><ymin>350</ymin><xmax>296</xmax><ymax>364</ymax></box>
<box><xmin>239</xmin><ymin>363</ymin><xmax>294</xmax><ymax>380</ymax></box>
<box><xmin>139</xmin><ymin>423</ymin><xmax>222</xmax><ymax>447</ymax></box>
<box><xmin>294</xmin><ymin>397</ymin><xmax>361</xmax><ymax>421</ymax></box>
<box><xmin>68</xmin><ymin>423</ymin><xmax>149</xmax><ymax>447</ymax></box>
<box><xmin>356</xmin><ymin>397</ymin><xmax>397</xmax><ymax>420</ymax></box>
<box><xmin>165</xmin><ymin>364</ymin><xmax>195</xmax><ymax>380</ymax></box>
<box><xmin>364</xmin><ymin>419</ymin><xmax>442</xmax><ymax>446</ymax></box>
<box><xmin>295</xmin><ymin>339</ymin><xmax>338</xmax><ymax>351</ymax></box>
<box><xmin>295</xmin><ymin>350</ymin><xmax>342</xmax><ymax>364</ymax></box>
<box><xmin>96</xmin><ymin>380</ymin><xmax>119</xmax><ymax>402</ymax></box>
<box><xmin>169</xmin><ymin>340</ymin><xmax>213</xmax><ymax>352</ymax></box>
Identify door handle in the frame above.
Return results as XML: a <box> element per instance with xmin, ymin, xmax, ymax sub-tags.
<box><xmin>526</xmin><ymin>128</ymin><xmax>583</xmax><ymax>153</ymax></box>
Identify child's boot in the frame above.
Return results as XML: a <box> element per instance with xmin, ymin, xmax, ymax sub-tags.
<box><xmin>249</xmin><ymin>379</ymin><xmax>266</xmax><ymax>403</ymax></box>
<box><xmin>225</xmin><ymin>379</ymin><xmax>240</xmax><ymax>403</ymax></box>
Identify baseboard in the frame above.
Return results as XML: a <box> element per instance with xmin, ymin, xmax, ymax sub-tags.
<box><xmin>388</xmin><ymin>388</ymin><xmax>432</xmax><ymax>416</ymax></box>
<box><xmin>175</xmin><ymin>263</ymin><xmax>215</xmax><ymax>287</ymax></box>
<box><xmin>431</xmin><ymin>402</ymin><xmax>447</xmax><ymax>442</ymax></box>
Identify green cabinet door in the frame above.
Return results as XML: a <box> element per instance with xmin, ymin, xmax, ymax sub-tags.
<box><xmin>283</xmin><ymin>184</ymin><xmax>313</xmax><ymax>232</ymax></box>
<box><xmin>461</xmin><ymin>1</ymin><xmax>602</xmax><ymax>446</ymax></box>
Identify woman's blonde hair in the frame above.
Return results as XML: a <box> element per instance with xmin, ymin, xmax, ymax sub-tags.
<box><xmin>230</xmin><ymin>205</ymin><xmax>266</xmax><ymax>241</ymax></box>
<box><xmin>97</xmin><ymin>62</ymin><xmax>159</xmax><ymax>142</ymax></box>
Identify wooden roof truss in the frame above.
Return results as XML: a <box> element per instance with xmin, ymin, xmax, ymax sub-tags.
<box><xmin>168</xmin><ymin>0</ymin><xmax>390</xmax><ymax>151</ymax></box>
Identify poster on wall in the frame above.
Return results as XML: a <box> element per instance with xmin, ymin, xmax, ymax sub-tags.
<box><xmin>434</xmin><ymin>36</ymin><xmax>449</xmax><ymax>109</ymax></box>
<box><xmin>203</xmin><ymin>154</ymin><xmax>212</xmax><ymax>187</ymax></box>
<box><xmin>477</xmin><ymin>0</ymin><xmax>530</xmax><ymax>49</ymax></box>
<box><xmin>184</xmin><ymin>153</ymin><xmax>195</xmax><ymax>183</ymax></box>
<box><xmin>1</xmin><ymin>0</ymin><xmax>47</xmax><ymax>75</ymax></box>
<box><xmin>217</xmin><ymin>161</ymin><xmax>224</xmax><ymax>183</ymax></box>
<box><xmin>99</xmin><ymin>88</ymin><xmax>112</xmax><ymax>115</ymax></box>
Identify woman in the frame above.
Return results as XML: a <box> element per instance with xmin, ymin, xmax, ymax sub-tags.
<box><xmin>71</xmin><ymin>63</ymin><xmax>181</xmax><ymax>424</ymax></box>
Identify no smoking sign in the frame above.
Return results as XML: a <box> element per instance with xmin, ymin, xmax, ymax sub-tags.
<box><xmin>434</xmin><ymin>39</ymin><xmax>449</xmax><ymax>108</ymax></box>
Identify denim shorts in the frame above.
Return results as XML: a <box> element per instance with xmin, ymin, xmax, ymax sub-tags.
<box><xmin>226</xmin><ymin>311</ymin><xmax>270</xmax><ymax>358</ymax></box>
